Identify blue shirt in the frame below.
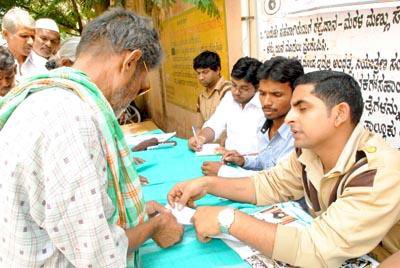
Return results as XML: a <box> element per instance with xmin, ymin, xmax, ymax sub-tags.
<box><xmin>243</xmin><ymin>122</ymin><xmax>294</xmax><ymax>171</ymax></box>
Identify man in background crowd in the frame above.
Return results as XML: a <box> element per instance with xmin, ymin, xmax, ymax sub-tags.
<box><xmin>0</xmin><ymin>46</ymin><xmax>16</xmax><ymax>97</ymax></box>
<box><xmin>1</xmin><ymin>7</ymin><xmax>35</xmax><ymax>80</ymax></box>
<box><xmin>23</xmin><ymin>18</ymin><xmax>60</xmax><ymax>76</ymax></box>
<box><xmin>194</xmin><ymin>50</ymin><xmax>232</xmax><ymax>123</ymax></box>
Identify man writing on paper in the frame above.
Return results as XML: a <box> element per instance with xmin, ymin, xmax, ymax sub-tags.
<box><xmin>0</xmin><ymin>9</ymin><xmax>183</xmax><ymax>267</ymax></box>
<box><xmin>221</xmin><ymin>57</ymin><xmax>303</xmax><ymax>176</ymax></box>
<box><xmin>188</xmin><ymin>57</ymin><xmax>265</xmax><ymax>175</ymax></box>
<box><xmin>169</xmin><ymin>70</ymin><xmax>400</xmax><ymax>267</ymax></box>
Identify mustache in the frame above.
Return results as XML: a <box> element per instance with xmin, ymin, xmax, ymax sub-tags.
<box><xmin>262</xmin><ymin>106</ymin><xmax>275</xmax><ymax>110</ymax></box>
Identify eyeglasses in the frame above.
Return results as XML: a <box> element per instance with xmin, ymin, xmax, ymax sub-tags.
<box><xmin>231</xmin><ymin>83</ymin><xmax>254</xmax><ymax>94</ymax></box>
<box><xmin>137</xmin><ymin>60</ymin><xmax>151</xmax><ymax>97</ymax></box>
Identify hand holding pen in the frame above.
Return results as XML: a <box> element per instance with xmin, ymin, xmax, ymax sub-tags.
<box><xmin>189</xmin><ymin>126</ymin><xmax>206</xmax><ymax>151</ymax></box>
<box><xmin>222</xmin><ymin>150</ymin><xmax>260</xmax><ymax>166</ymax></box>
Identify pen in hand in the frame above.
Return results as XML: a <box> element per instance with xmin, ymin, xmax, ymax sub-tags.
<box><xmin>191</xmin><ymin>126</ymin><xmax>203</xmax><ymax>151</ymax></box>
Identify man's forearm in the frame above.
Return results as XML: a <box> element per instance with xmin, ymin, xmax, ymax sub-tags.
<box><xmin>125</xmin><ymin>216</ymin><xmax>159</xmax><ymax>249</ymax></box>
<box><xmin>204</xmin><ymin>176</ymin><xmax>257</xmax><ymax>204</ymax></box>
<box><xmin>199</xmin><ymin>127</ymin><xmax>215</xmax><ymax>143</ymax></box>
<box><xmin>230</xmin><ymin>210</ymin><xmax>277</xmax><ymax>256</ymax></box>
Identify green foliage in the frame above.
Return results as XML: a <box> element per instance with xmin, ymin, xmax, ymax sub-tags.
<box><xmin>0</xmin><ymin>0</ymin><xmax>219</xmax><ymax>35</ymax></box>
<box><xmin>151</xmin><ymin>0</ymin><xmax>219</xmax><ymax>17</ymax></box>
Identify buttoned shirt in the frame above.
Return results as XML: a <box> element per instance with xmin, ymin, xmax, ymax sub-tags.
<box><xmin>244</xmin><ymin>122</ymin><xmax>294</xmax><ymax>170</ymax></box>
<box><xmin>0</xmin><ymin>88</ymin><xmax>128</xmax><ymax>267</ymax></box>
<box><xmin>18</xmin><ymin>50</ymin><xmax>48</xmax><ymax>80</ymax></box>
<box><xmin>251</xmin><ymin>124</ymin><xmax>400</xmax><ymax>267</ymax></box>
<box><xmin>203</xmin><ymin>91</ymin><xmax>265</xmax><ymax>154</ymax></box>
<box><xmin>197</xmin><ymin>77</ymin><xmax>231</xmax><ymax>122</ymax></box>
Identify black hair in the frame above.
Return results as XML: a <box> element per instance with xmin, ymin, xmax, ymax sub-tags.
<box><xmin>257</xmin><ymin>56</ymin><xmax>304</xmax><ymax>89</ymax></box>
<box><xmin>231</xmin><ymin>57</ymin><xmax>262</xmax><ymax>87</ymax></box>
<box><xmin>193</xmin><ymin>51</ymin><xmax>221</xmax><ymax>71</ymax></box>
<box><xmin>293</xmin><ymin>70</ymin><xmax>364</xmax><ymax>125</ymax></box>
<box><xmin>76</xmin><ymin>8</ymin><xmax>162</xmax><ymax>68</ymax></box>
<box><xmin>0</xmin><ymin>46</ymin><xmax>15</xmax><ymax>71</ymax></box>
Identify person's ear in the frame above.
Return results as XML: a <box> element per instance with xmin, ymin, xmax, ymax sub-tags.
<box><xmin>333</xmin><ymin>102</ymin><xmax>351</xmax><ymax>127</ymax></box>
<box><xmin>122</xmin><ymin>49</ymin><xmax>142</xmax><ymax>75</ymax></box>
<box><xmin>2</xmin><ymin>29</ymin><xmax>9</xmax><ymax>40</ymax></box>
<box><xmin>60</xmin><ymin>58</ymin><xmax>73</xmax><ymax>67</ymax></box>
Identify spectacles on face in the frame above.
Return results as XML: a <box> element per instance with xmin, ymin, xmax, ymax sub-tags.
<box><xmin>232</xmin><ymin>83</ymin><xmax>255</xmax><ymax>94</ymax></box>
<box><xmin>137</xmin><ymin>60</ymin><xmax>151</xmax><ymax>97</ymax></box>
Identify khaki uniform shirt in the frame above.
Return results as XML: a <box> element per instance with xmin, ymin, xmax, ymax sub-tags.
<box><xmin>197</xmin><ymin>77</ymin><xmax>231</xmax><ymax>122</ymax></box>
<box><xmin>251</xmin><ymin>124</ymin><xmax>400</xmax><ymax>267</ymax></box>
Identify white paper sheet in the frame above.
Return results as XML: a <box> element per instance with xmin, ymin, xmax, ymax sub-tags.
<box><xmin>165</xmin><ymin>204</ymin><xmax>195</xmax><ymax>225</ymax></box>
<box><xmin>125</xmin><ymin>132</ymin><xmax>176</xmax><ymax>147</ymax></box>
<box><xmin>195</xmin><ymin>143</ymin><xmax>221</xmax><ymax>156</ymax></box>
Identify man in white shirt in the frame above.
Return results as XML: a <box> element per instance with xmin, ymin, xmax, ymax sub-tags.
<box><xmin>23</xmin><ymin>18</ymin><xmax>60</xmax><ymax>77</ymax></box>
<box><xmin>188</xmin><ymin>57</ymin><xmax>265</xmax><ymax>175</ymax></box>
<box><xmin>1</xmin><ymin>7</ymin><xmax>35</xmax><ymax>81</ymax></box>
<box><xmin>221</xmin><ymin>57</ymin><xmax>304</xmax><ymax>176</ymax></box>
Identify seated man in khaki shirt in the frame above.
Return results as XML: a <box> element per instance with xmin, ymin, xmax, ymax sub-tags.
<box><xmin>193</xmin><ymin>51</ymin><xmax>232</xmax><ymax>122</ymax></box>
<box><xmin>168</xmin><ymin>70</ymin><xmax>400</xmax><ymax>267</ymax></box>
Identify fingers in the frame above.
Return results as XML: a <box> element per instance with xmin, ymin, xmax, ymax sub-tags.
<box><xmin>152</xmin><ymin>213</ymin><xmax>184</xmax><ymax>248</ymax></box>
<box><xmin>196</xmin><ymin>232</ymin><xmax>211</xmax><ymax>243</ymax></box>
<box><xmin>201</xmin><ymin>162</ymin><xmax>209</xmax><ymax>175</ymax></box>
<box><xmin>167</xmin><ymin>186</ymin><xmax>182</xmax><ymax>208</ymax></box>
<box><xmin>177</xmin><ymin>189</ymin><xmax>194</xmax><ymax>210</ymax></box>
<box><xmin>133</xmin><ymin>157</ymin><xmax>145</xmax><ymax>165</ymax></box>
<box><xmin>139</xmin><ymin>175</ymin><xmax>149</xmax><ymax>185</ymax></box>
<box><xmin>188</xmin><ymin>137</ymin><xmax>201</xmax><ymax>151</ymax></box>
<box><xmin>146</xmin><ymin>200</ymin><xmax>169</xmax><ymax>215</ymax></box>
<box><xmin>187</xmin><ymin>198</ymin><xmax>196</xmax><ymax>208</ymax></box>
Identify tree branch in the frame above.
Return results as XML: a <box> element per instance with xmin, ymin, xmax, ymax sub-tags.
<box><xmin>70</xmin><ymin>0</ymin><xmax>84</xmax><ymax>33</ymax></box>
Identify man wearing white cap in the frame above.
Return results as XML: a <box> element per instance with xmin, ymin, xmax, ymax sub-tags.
<box><xmin>22</xmin><ymin>18</ymin><xmax>60</xmax><ymax>77</ymax></box>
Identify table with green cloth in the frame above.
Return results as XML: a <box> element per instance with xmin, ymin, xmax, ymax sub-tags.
<box><xmin>132</xmin><ymin>131</ymin><xmax>312</xmax><ymax>268</ymax></box>
<box><xmin>131</xmin><ymin>130</ymin><xmax>258</xmax><ymax>267</ymax></box>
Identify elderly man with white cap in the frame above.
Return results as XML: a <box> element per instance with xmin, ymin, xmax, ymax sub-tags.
<box><xmin>22</xmin><ymin>18</ymin><xmax>60</xmax><ymax>77</ymax></box>
<box><xmin>1</xmin><ymin>7</ymin><xmax>35</xmax><ymax>81</ymax></box>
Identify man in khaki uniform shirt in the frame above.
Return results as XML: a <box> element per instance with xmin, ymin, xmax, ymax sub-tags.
<box><xmin>168</xmin><ymin>70</ymin><xmax>400</xmax><ymax>267</ymax></box>
<box><xmin>193</xmin><ymin>51</ymin><xmax>231</xmax><ymax>122</ymax></box>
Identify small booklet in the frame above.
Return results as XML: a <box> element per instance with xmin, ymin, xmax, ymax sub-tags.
<box><xmin>195</xmin><ymin>143</ymin><xmax>221</xmax><ymax>156</ymax></box>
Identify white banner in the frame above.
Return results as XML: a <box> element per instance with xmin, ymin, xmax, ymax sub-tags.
<box><xmin>256</xmin><ymin>0</ymin><xmax>400</xmax><ymax>148</ymax></box>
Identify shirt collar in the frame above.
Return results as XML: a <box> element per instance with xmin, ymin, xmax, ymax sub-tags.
<box><xmin>261</xmin><ymin>119</ymin><xmax>292</xmax><ymax>140</ymax></box>
<box><xmin>276</xmin><ymin>123</ymin><xmax>292</xmax><ymax>141</ymax></box>
<box><xmin>200</xmin><ymin>77</ymin><xmax>227</xmax><ymax>98</ymax></box>
<box><xmin>245</xmin><ymin>92</ymin><xmax>261</xmax><ymax>108</ymax></box>
<box><xmin>30</xmin><ymin>50</ymin><xmax>48</xmax><ymax>65</ymax></box>
<box><xmin>298</xmin><ymin>123</ymin><xmax>365</xmax><ymax>176</ymax></box>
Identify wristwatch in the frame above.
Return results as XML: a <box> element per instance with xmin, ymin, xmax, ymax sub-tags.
<box><xmin>217</xmin><ymin>207</ymin><xmax>235</xmax><ymax>234</ymax></box>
